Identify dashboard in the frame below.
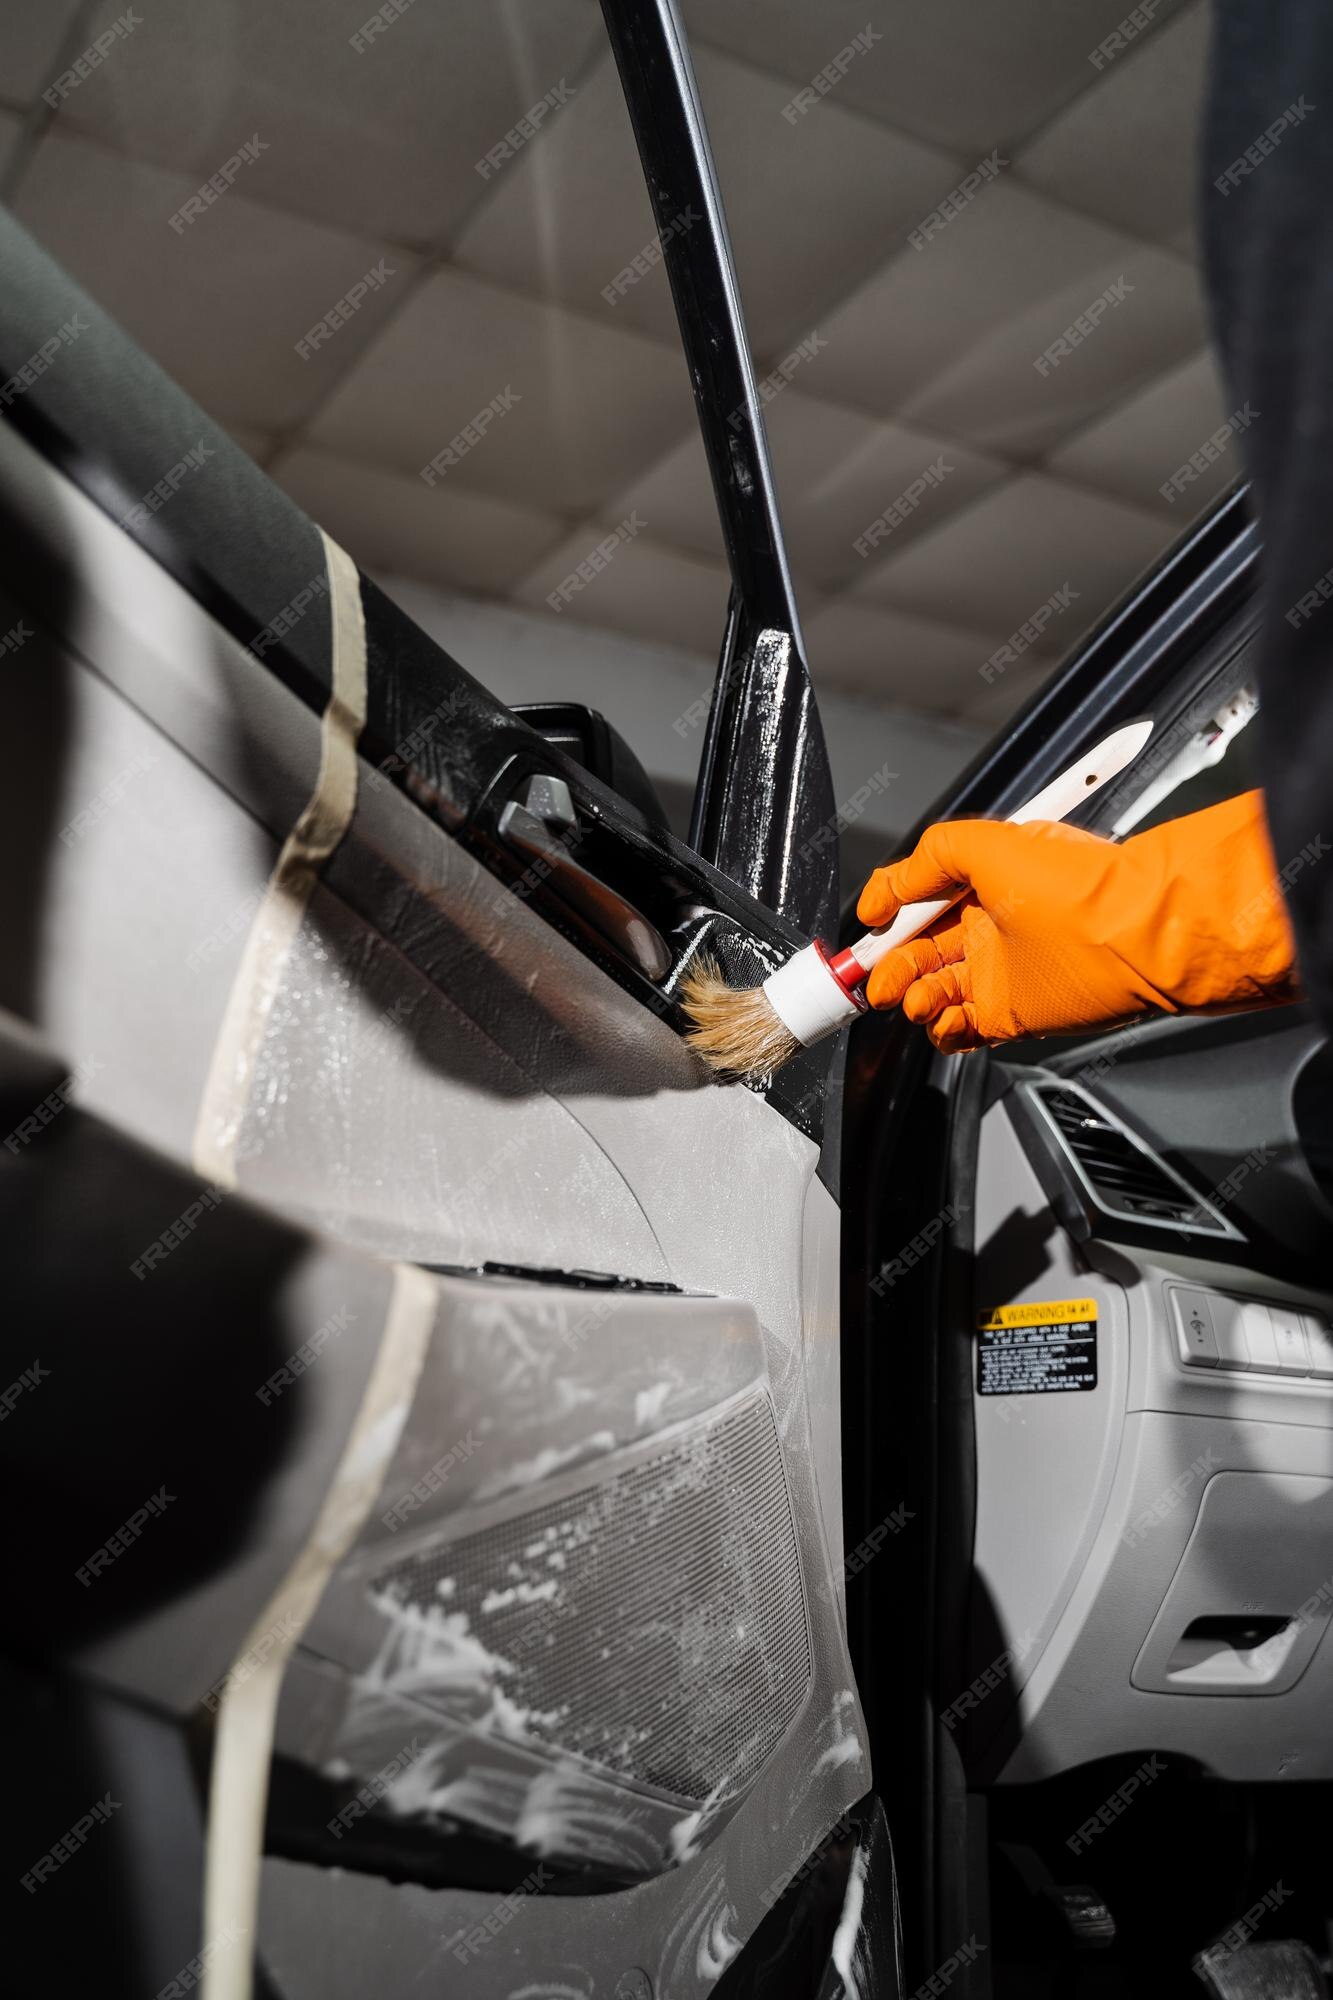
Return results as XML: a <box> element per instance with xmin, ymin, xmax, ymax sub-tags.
<box><xmin>958</xmin><ymin>1003</ymin><xmax>1333</xmax><ymax>1786</ymax></box>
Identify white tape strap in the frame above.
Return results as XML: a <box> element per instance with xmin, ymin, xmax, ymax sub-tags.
<box><xmin>191</xmin><ymin>524</ymin><xmax>409</xmax><ymax>2000</ymax></box>
<box><xmin>201</xmin><ymin>1260</ymin><xmax>438</xmax><ymax>2000</ymax></box>
<box><xmin>192</xmin><ymin>528</ymin><xmax>368</xmax><ymax>1188</ymax></box>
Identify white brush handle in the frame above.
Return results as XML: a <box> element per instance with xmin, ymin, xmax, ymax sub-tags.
<box><xmin>846</xmin><ymin>720</ymin><xmax>1152</xmax><ymax>976</ymax></box>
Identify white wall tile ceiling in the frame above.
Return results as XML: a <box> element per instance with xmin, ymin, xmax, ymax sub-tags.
<box><xmin>0</xmin><ymin>0</ymin><xmax>1231</xmax><ymax>729</ymax></box>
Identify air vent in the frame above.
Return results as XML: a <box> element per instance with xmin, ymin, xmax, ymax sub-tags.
<box><xmin>1028</xmin><ymin>1080</ymin><xmax>1242</xmax><ymax>1239</ymax></box>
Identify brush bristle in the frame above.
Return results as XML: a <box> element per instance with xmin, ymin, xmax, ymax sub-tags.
<box><xmin>679</xmin><ymin>955</ymin><xmax>803</xmax><ymax>1080</ymax></box>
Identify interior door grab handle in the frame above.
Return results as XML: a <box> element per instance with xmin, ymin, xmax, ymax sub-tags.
<box><xmin>498</xmin><ymin>791</ymin><xmax>671</xmax><ymax>981</ymax></box>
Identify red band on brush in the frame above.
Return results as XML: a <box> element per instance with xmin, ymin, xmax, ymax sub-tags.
<box><xmin>817</xmin><ymin>941</ymin><xmax>870</xmax><ymax>1012</ymax></box>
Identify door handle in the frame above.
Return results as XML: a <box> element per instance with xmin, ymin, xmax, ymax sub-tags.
<box><xmin>497</xmin><ymin>779</ymin><xmax>671</xmax><ymax>981</ymax></box>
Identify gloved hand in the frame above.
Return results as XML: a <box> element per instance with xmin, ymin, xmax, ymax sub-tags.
<box><xmin>857</xmin><ymin>789</ymin><xmax>1299</xmax><ymax>1051</ymax></box>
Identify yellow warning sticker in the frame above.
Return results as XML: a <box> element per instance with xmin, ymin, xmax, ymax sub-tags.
<box><xmin>978</xmin><ymin>1298</ymin><xmax>1098</xmax><ymax>1331</ymax></box>
<box><xmin>976</xmin><ymin>1298</ymin><xmax>1098</xmax><ymax>1396</ymax></box>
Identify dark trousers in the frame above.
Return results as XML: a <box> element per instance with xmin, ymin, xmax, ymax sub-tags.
<box><xmin>1204</xmin><ymin>0</ymin><xmax>1333</xmax><ymax>1029</ymax></box>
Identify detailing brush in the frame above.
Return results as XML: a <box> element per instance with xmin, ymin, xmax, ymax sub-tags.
<box><xmin>682</xmin><ymin>720</ymin><xmax>1153</xmax><ymax>1080</ymax></box>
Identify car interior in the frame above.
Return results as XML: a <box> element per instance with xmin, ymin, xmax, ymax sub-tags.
<box><xmin>845</xmin><ymin>514</ymin><xmax>1333</xmax><ymax>1998</ymax></box>
<box><xmin>4</xmin><ymin>2</ymin><xmax>1330</xmax><ymax>1997</ymax></box>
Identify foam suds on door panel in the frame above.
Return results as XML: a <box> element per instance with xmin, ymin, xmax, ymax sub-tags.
<box><xmin>229</xmin><ymin>887</ymin><xmax>670</xmax><ymax>1275</ymax></box>
<box><xmin>193</xmin><ymin>529</ymin><xmax>366</xmax><ymax>1190</ymax></box>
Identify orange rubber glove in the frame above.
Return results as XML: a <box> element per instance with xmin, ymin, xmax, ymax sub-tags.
<box><xmin>857</xmin><ymin>789</ymin><xmax>1300</xmax><ymax>1052</ymax></box>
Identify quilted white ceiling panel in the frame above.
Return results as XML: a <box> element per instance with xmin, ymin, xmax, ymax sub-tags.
<box><xmin>0</xmin><ymin>0</ymin><xmax>1227</xmax><ymax>732</ymax></box>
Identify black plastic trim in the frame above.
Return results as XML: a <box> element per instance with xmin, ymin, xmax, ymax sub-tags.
<box><xmin>600</xmin><ymin>0</ymin><xmax>840</xmax><ymax>944</ymax></box>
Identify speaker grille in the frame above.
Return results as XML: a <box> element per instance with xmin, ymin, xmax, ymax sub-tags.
<box><xmin>370</xmin><ymin>1390</ymin><xmax>810</xmax><ymax>1803</ymax></box>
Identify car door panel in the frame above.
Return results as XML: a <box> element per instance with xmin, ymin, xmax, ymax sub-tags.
<box><xmin>0</xmin><ymin>423</ymin><xmax>817</xmax><ymax>1282</ymax></box>
<box><xmin>0</xmin><ymin>331</ymin><xmax>871</xmax><ymax>1991</ymax></box>
<box><xmin>0</xmin><ymin>0</ymin><xmax>897</xmax><ymax>1983</ymax></box>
